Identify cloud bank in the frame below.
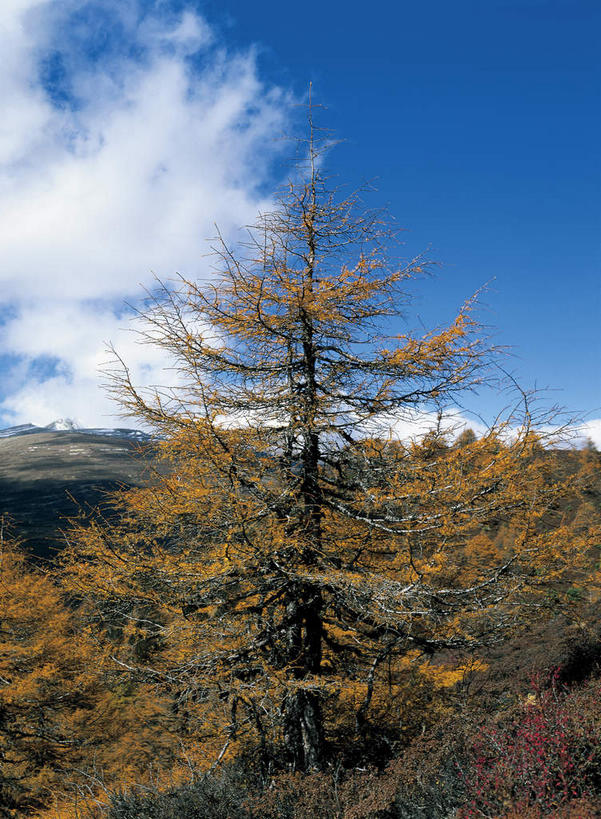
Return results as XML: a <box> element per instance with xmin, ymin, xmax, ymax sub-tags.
<box><xmin>0</xmin><ymin>0</ymin><xmax>289</xmax><ymax>427</ymax></box>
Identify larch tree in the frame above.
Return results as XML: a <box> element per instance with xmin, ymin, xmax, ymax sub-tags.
<box><xmin>62</xmin><ymin>117</ymin><xmax>590</xmax><ymax>772</ymax></box>
<box><xmin>0</xmin><ymin>530</ymin><xmax>180</xmax><ymax>817</ymax></box>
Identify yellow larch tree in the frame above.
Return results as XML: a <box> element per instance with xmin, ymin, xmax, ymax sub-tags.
<box><xmin>0</xmin><ymin>533</ymin><xmax>101</xmax><ymax>815</ymax></box>
<box><xmin>62</xmin><ymin>118</ymin><xmax>593</xmax><ymax>772</ymax></box>
<box><xmin>0</xmin><ymin>532</ymin><xmax>179</xmax><ymax>817</ymax></box>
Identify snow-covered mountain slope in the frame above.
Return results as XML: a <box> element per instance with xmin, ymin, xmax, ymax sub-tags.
<box><xmin>0</xmin><ymin>423</ymin><xmax>40</xmax><ymax>438</ymax></box>
<box><xmin>0</xmin><ymin>420</ymin><xmax>151</xmax><ymax>441</ymax></box>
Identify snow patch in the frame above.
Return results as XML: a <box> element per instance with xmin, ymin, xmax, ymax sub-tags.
<box><xmin>45</xmin><ymin>418</ymin><xmax>82</xmax><ymax>432</ymax></box>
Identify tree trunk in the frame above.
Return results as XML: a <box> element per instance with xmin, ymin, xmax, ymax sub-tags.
<box><xmin>283</xmin><ymin>688</ymin><xmax>324</xmax><ymax>770</ymax></box>
<box><xmin>282</xmin><ymin>586</ymin><xmax>324</xmax><ymax>768</ymax></box>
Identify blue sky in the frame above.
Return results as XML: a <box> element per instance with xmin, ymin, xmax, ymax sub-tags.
<box><xmin>0</xmin><ymin>0</ymin><xmax>599</xmax><ymax>440</ymax></box>
<box><xmin>216</xmin><ymin>0</ymin><xmax>600</xmax><ymax>418</ymax></box>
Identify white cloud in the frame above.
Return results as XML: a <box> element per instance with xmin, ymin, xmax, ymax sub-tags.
<box><xmin>0</xmin><ymin>0</ymin><xmax>290</xmax><ymax>427</ymax></box>
<box><xmin>360</xmin><ymin>407</ymin><xmax>488</xmax><ymax>443</ymax></box>
<box><xmin>0</xmin><ymin>299</ymin><xmax>176</xmax><ymax>426</ymax></box>
<box><xmin>575</xmin><ymin>419</ymin><xmax>601</xmax><ymax>450</ymax></box>
<box><xmin>363</xmin><ymin>406</ymin><xmax>601</xmax><ymax>449</ymax></box>
<box><xmin>141</xmin><ymin>9</ymin><xmax>213</xmax><ymax>54</ymax></box>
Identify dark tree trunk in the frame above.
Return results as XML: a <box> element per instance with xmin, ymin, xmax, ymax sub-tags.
<box><xmin>282</xmin><ymin>585</ymin><xmax>324</xmax><ymax>768</ymax></box>
<box><xmin>283</xmin><ymin>687</ymin><xmax>324</xmax><ymax>770</ymax></box>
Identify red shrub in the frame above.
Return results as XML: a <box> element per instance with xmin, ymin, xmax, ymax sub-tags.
<box><xmin>459</xmin><ymin>668</ymin><xmax>601</xmax><ymax>817</ymax></box>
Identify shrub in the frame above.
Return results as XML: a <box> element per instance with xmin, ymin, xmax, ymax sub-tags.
<box><xmin>459</xmin><ymin>668</ymin><xmax>601</xmax><ymax>817</ymax></box>
<box><xmin>107</xmin><ymin>764</ymin><xmax>401</xmax><ymax>819</ymax></box>
<box><xmin>108</xmin><ymin>766</ymin><xmax>254</xmax><ymax>819</ymax></box>
<box><xmin>391</xmin><ymin>725</ymin><xmax>468</xmax><ymax>818</ymax></box>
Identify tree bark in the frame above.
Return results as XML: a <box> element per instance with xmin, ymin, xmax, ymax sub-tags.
<box><xmin>283</xmin><ymin>687</ymin><xmax>323</xmax><ymax>770</ymax></box>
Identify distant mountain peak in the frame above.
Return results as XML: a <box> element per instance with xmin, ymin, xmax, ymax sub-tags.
<box><xmin>45</xmin><ymin>418</ymin><xmax>82</xmax><ymax>431</ymax></box>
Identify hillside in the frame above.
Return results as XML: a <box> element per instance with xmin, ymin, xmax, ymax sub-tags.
<box><xmin>0</xmin><ymin>428</ymin><xmax>154</xmax><ymax>557</ymax></box>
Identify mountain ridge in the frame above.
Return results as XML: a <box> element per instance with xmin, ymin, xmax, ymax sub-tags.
<box><xmin>0</xmin><ymin>418</ymin><xmax>151</xmax><ymax>441</ymax></box>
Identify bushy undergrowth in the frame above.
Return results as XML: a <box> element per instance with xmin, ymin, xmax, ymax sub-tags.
<box><xmin>109</xmin><ymin>781</ymin><xmax>251</xmax><ymax>819</ymax></box>
<box><xmin>107</xmin><ymin>765</ymin><xmax>400</xmax><ymax>819</ymax></box>
<box><xmin>106</xmin><ymin>663</ymin><xmax>601</xmax><ymax>819</ymax></box>
<box><xmin>107</xmin><ymin>761</ymin><xmax>257</xmax><ymax>819</ymax></box>
<box><xmin>458</xmin><ymin>668</ymin><xmax>601</xmax><ymax>817</ymax></box>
